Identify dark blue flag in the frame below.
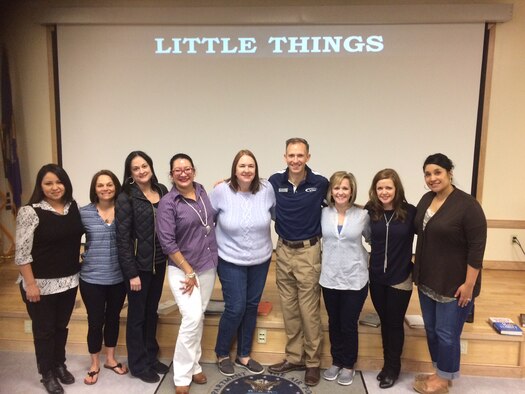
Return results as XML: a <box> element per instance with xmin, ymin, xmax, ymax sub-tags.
<box><xmin>1</xmin><ymin>47</ymin><xmax>22</xmax><ymax>213</ymax></box>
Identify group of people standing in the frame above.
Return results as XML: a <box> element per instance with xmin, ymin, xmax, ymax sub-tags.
<box><xmin>15</xmin><ymin>138</ymin><xmax>486</xmax><ymax>394</ymax></box>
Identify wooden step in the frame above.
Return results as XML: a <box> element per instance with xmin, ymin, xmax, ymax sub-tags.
<box><xmin>1</xmin><ymin>260</ymin><xmax>523</xmax><ymax>378</ymax></box>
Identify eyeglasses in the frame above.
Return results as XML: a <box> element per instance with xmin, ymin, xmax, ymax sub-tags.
<box><xmin>172</xmin><ymin>167</ymin><xmax>194</xmax><ymax>176</ymax></box>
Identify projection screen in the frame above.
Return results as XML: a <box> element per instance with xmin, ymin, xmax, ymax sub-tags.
<box><xmin>57</xmin><ymin>23</ymin><xmax>485</xmax><ymax>208</ymax></box>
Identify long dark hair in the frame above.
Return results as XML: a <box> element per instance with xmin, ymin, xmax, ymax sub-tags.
<box><xmin>28</xmin><ymin>164</ymin><xmax>74</xmax><ymax>205</ymax></box>
<box><xmin>228</xmin><ymin>149</ymin><xmax>261</xmax><ymax>194</ymax></box>
<box><xmin>122</xmin><ymin>151</ymin><xmax>159</xmax><ymax>193</ymax></box>
<box><xmin>89</xmin><ymin>169</ymin><xmax>122</xmax><ymax>203</ymax></box>
<box><xmin>367</xmin><ymin>168</ymin><xmax>408</xmax><ymax>222</ymax></box>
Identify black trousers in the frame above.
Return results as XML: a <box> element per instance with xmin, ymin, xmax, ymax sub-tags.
<box><xmin>125</xmin><ymin>263</ymin><xmax>166</xmax><ymax>375</ymax></box>
<box><xmin>322</xmin><ymin>284</ymin><xmax>368</xmax><ymax>369</ymax></box>
<box><xmin>79</xmin><ymin>279</ymin><xmax>127</xmax><ymax>354</ymax></box>
<box><xmin>20</xmin><ymin>283</ymin><xmax>77</xmax><ymax>375</ymax></box>
<box><xmin>369</xmin><ymin>281</ymin><xmax>412</xmax><ymax>376</ymax></box>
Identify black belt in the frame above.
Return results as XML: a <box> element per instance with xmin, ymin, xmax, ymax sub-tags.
<box><xmin>280</xmin><ymin>236</ymin><xmax>319</xmax><ymax>249</ymax></box>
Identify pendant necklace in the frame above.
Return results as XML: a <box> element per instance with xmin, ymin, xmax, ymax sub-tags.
<box><xmin>181</xmin><ymin>195</ymin><xmax>211</xmax><ymax>235</ymax></box>
<box><xmin>383</xmin><ymin>211</ymin><xmax>395</xmax><ymax>272</ymax></box>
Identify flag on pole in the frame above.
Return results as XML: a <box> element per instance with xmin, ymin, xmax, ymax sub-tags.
<box><xmin>1</xmin><ymin>46</ymin><xmax>22</xmax><ymax>214</ymax></box>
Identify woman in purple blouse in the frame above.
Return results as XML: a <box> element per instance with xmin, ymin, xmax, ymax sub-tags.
<box><xmin>156</xmin><ymin>153</ymin><xmax>218</xmax><ymax>394</ymax></box>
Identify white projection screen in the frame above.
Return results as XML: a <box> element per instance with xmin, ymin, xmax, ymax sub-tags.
<box><xmin>57</xmin><ymin>23</ymin><xmax>485</xmax><ymax>208</ymax></box>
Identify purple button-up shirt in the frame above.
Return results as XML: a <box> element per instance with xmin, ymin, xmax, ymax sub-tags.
<box><xmin>156</xmin><ymin>182</ymin><xmax>218</xmax><ymax>274</ymax></box>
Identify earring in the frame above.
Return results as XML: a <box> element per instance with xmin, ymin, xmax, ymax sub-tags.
<box><xmin>128</xmin><ymin>177</ymin><xmax>135</xmax><ymax>185</ymax></box>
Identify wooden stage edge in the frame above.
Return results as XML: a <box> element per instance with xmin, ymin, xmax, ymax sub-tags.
<box><xmin>0</xmin><ymin>258</ymin><xmax>523</xmax><ymax>379</ymax></box>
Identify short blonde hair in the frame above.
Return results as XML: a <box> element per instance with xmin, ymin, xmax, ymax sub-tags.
<box><xmin>327</xmin><ymin>171</ymin><xmax>357</xmax><ymax>207</ymax></box>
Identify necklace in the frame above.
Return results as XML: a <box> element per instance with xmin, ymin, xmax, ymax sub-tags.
<box><xmin>181</xmin><ymin>195</ymin><xmax>211</xmax><ymax>235</ymax></box>
<box><xmin>383</xmin><ymin>211</ymin><xmax>395</xmax><ymax>273</ymax></box>
<box><xmin>97</xmin><ymin>205</ymin><xmax>114</xmax><ymax>224</ymax></box>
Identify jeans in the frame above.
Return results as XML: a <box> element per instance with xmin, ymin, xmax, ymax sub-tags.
<box><xmin>125</xmin><ymin>262</ymin><xmax>166</xmax><ymax>375</ymax></box>
<box><xmin>369</xmin><ymin>282</ymin><xmax>412</xmax><ymax>376</ymax></box>
<box><xmin>79</xmin><ymin>279</ymin><xmax>127</xmax><ymax>354</ymax></box>
<box><xmin>322</xmin><ymin>284</ymin><xmax>368</xmax><ymax>369</ymax></box>
<box><xmin>20</xmin><ymin>283</ymin><xmax>77</xmax><ymax>375</ymax></box>
<box><xmin>418</xmin><ymin>289</ymin><xmax>473</xmax><ymax>380</ymax></box>
<box><xmin>215</xmin><ymin>257</ymin><xmax>271</xmax><ymax>358</ymax></box>
<box><xmin>169</xmin><ymin>266</ymin><xmax>216</xmax><ymax>386</ymax></box>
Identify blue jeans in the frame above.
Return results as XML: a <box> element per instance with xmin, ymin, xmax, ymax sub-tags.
<box><xmin>215</xmin><ymin>257</ymin><xmax>271</xmax><ymax>358</ymax></box>
<box><xmin>418</xmin><ymin>289</ymin><xmax>473</xmax><ymax>380</ymax></box>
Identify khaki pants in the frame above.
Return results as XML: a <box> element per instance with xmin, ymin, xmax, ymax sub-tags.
<box><xmin>275</xmin><ymin>238</ymin><xmax>322</xmax><ymax>367</ymax></box>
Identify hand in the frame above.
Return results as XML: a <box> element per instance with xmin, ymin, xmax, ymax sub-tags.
<box><xmin>180</xmin><ymin>276</ymin><xmax>199</xmax><ymax>295</ymax></box>
<box><xmin>25</xmin><ymin>282</ymin><xmax>41</xmax><ymax>303</ymax></box>
<box><xmin>130</xmin><ymin>276</ymin><xmax>141</xmax><ymax>292</ymax></box>
<box><xmin>454</xmin><ymin>283</ymin><xmax>473</xmax><ymax>308</ymax></box>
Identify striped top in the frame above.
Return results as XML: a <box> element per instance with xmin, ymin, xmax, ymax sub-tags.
<box><xmin>80</xmin><ymin>203</ymin><xmax>123</xmax><ymax>285</ymax></box>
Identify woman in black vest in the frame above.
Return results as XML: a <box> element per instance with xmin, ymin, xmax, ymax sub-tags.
<box><xmin>15</xmin><ymin>164</ymin><xmax>84</xmax><ymax>394</ymax></box>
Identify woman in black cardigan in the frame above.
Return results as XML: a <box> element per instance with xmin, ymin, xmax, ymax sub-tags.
<box><xmin>413</xmin><ymin>153</ymin><xmax>486</xmax><ymax>394</ymax></box>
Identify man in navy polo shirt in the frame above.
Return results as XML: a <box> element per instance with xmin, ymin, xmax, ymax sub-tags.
<box><xmin>267</xmin><ymin>138</ymin><xmax>328</xmax><ymax>387</ymax></box>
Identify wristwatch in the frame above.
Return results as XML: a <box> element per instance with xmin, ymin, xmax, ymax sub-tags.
<box><xmin>185</xmin><ymin>271</ymin><xmax>196</xmax><ymax>279</ymax></box>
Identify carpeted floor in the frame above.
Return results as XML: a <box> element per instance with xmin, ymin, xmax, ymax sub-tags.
<box><xmin>2</xmin><ymin>351</ymin><xmax>524</xmax><ymax>394</ymax></box>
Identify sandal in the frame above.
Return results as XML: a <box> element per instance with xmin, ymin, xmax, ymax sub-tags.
<box><xmin>104</xmin><ymin>362</ymin><xmax>129</xmax><ymax>375</ymax></box>
<box><xmin>84</xmin><ymin>369</ymin><xmax>100</xmax><ymax>385</ymax></box>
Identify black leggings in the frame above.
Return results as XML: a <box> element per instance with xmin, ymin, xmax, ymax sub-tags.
<box><xmin>79</xmin><ymin>279</ymin><xmax>126</xmax><ymax>354</ymax></box>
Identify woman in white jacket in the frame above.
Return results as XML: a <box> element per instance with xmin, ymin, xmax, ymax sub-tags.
<box><xmin>320</xmin><ymin>171</ymin><xmax>370</xmax><ymax>387</ymax></box>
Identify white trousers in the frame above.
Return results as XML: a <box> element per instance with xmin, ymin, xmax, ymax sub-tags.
<box><xmin>168</xmin><ymin>265</ymin><xmax>216</xmax><ymax>386</ymax></box>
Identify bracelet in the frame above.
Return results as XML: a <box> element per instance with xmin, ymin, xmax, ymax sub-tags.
<box><xmin>177</xmin><ymin>258</ymin><xmax>186</xmax><ymax>267</ymax></box>
<box><xmin>185</xmin><ymin>271</ymin><xmax>196</xmax><ymax>279</ymax></box>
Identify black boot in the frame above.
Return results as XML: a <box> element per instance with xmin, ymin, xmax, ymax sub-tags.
<box><xmin>55</xmin><ymin>363</ymin><xmax>75</xmax><ymax>384</ymax></box>
<box><xmin>41</xmin><ymin>370</ymin><xmax>64</xmax><ymax>394</ymax></box>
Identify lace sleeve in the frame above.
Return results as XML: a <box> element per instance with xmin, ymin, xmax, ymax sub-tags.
<box><xmin>15</xmin><ymin>206</ymin><xmax>39</xmax><ymax>265</ymax></box>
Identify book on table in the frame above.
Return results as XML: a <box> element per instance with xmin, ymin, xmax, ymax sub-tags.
<box><xmin>488</xmin><ymin>317</ymin><xmax>523</xmax><ymax>336</ymax></box>
<box><xmin>404</xmin><ymin>314</ymin><xmax>425</xmax><ymax>328</ymax></box>
<box><xmin>359</xmin><ymin>312</ymin><xmax>380</xmax><ymax>328</ymax></box>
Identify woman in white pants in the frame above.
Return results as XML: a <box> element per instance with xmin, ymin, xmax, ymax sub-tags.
<box><xmin>156</xmin><ymin>153</ymin><xmax>218</xmax><ymax>394</ymax></box>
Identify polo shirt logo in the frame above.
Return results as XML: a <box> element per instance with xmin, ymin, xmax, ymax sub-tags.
<box><xmin>305</xmin><ymin>187</ymin><xmax>317</xmax><ymax>192</ymax></box>
<box><xmin>278</xmin><ymin>188</ymin><xmax>289</xmax><ymax>192</ymax></box>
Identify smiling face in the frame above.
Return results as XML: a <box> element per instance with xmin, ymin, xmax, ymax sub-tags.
<box><xmin>424</xmin><ymin>164</ymin><xmax>453</xmax><ymax>194</ymax></box>
<box><xmin>171</xmin><ymin>158</ymin><xmax>195</xmax><ymax>191</ymax></box>
<box><xmin>235</xmin><ymin>154</ymin><xmax>256</xmax><ymax>190</ymax></box>
<box><xmin>95</xmin><ymin>174</ymin><xmax>116</xmax><ymax>203</ymax></box>
<box><xmin>284</xmin><ymin>142</ymin><xmax>310</xmax><ymax>178</ymax></box>
<box><xmin>375</xmin><ymin>178</ymin><xmax>396</xmax><ymax>210</ymax></box>
<box><xmin>41</xmin><ymin>172</ymin><xmax>65</xmax><ymax>204</ymax></box>
<box><xmin>331</xmin><ymin>178</ymin><xmax>352</xmax><ymax>208</ymax></box>
<box><xmin>130</xmin><ymin>156</ymin><xmax>153</xmax><ymax>186</ymax></box>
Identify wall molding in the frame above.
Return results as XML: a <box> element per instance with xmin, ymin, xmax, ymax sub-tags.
<box><xmin>484</xmin><ymin>260</ymin><xmax>525</xmax><ymax>271</ymax></box>
<box><xmin>487</xmin><ymin>220</ymin><xmax>525</xmax><ymax>229</ymax></box>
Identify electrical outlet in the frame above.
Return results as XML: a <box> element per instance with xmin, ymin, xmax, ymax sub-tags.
<box><xmin>257</xmin><ymin>328</ymin><xmax>267</xmax><ymax>344</ymax></box>
<box><xmin>460</xmin><ymin>339</ymin><xmax>468</xmax><ymax>354</ymax></box>
<box><xmin>24</xmin><ymin>320</ymin><xmax>32</xmax><ymax>334</ymax></box>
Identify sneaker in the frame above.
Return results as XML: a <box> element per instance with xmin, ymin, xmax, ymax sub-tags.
<box><xmin>337</xmin><ymin>368</ymin><xmax>355</xmax><ymax>386</ymax></box>
<box><xmin>235</xmin><ymin>358</ymin><xmax>265</xmax><ymax>374</ymax></box>
<box><xmin>323</xmin><ymin>365</ymin><xmax>341</xmax><ymax>381</ymax></box>
<box><xmin>217</xmin><ymin>358</ymin><xmax>235</xmax><ymax>377</ymax></box>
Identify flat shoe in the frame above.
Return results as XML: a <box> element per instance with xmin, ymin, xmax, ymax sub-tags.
<box><xmin>415</xmin><ymin>374</ymin><xmax>453</xmax><ymax>387</ymax></box>
<box><xmin>104</xmin><ymin>362</ymin><xmax>129</xmax><ymax>375</ymax></box>
<box><xmin>83</xmin><ymin>369</ymin><xmax>100</xmax><ymax>385</ymax></box>
<box><xmin>413</xmin><ymin>379</ymin><xmax>449</xmax><ymax>394</ymax></box>
<box><xmin>192</xmin><ymin>372</ymin><xmax>207</xmax><ymax>384</ymax></box>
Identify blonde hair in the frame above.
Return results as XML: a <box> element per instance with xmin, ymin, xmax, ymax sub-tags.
<box><xmin>327</xmin><ymin>171</ymin><xmax>357</xmax><ymax>207</ymax></box>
